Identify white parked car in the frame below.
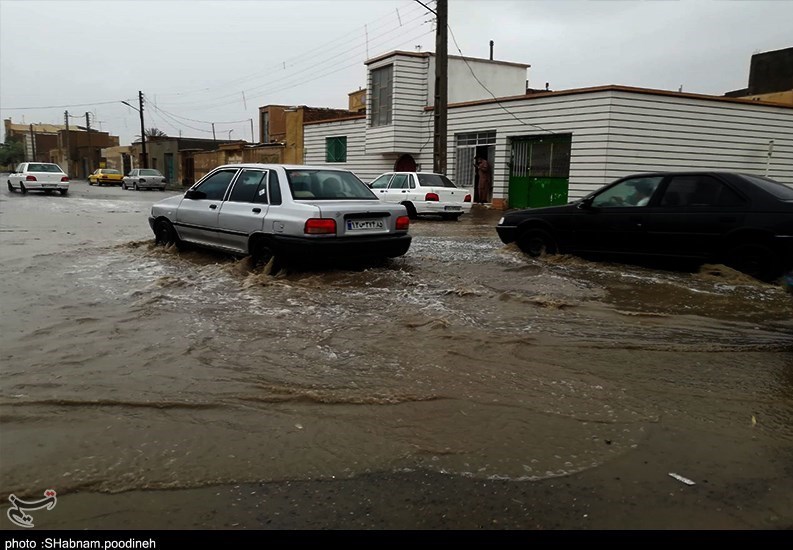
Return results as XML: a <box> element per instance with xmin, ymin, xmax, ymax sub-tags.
<box><xmin>369</xmin><ymin>172</ymin><xmax>472</xmax><ymax>220</ymax></box>
<box><xmin>149</xmin><ymin>164</ymin><xmax>412</xmax><ymax>266</ymax></box>
<box><xmin>7</xmin><ymin>162</ymin><xmax>69</xmax><ymax>195</ymax></box>
<box><xmin>123</xmin><ymin>168</ymin><xmax>166</xmax><ymax>191</ymax></box>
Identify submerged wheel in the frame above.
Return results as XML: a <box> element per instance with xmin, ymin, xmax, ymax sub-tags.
<box><xmin>723</xmin><ymin>240</ymin><xmax>780</xmax><ymax>282</ymax></box>
<box><xmin>20</xmin><ymin>183</ymin><xmax>27</xmax><ymax>195</ymax></box>
<box><xmin>403</xmin><ymin>202</ymin><xmax>418</xmax><ymax>220</ymax></box>
<box><xmin>59</xmin><ymin>189</ymin><xmax>68</xmax><ymax>196</ymax></box>
<box><xmin>7</xmin><ymin>181</ymin><xmax>14</xmax><ymax>192</ymax></box>
<box><xmin>251</xmin><ymin>240</ymin><xmax>280</xmax><ymax>274</ymax></box>
<box><xmin>441</xmin><ymin>213</ymin><xmax>462</xmax><ymax>221</ymax></box>
<box><xmin>122</xmin><ymin>183</ymin><xmax>127</xmax><ymax>190</ymax></box>
<box><xmin>517</xmin><ymin>228</ymin><xmax>558</xmax><ymax>258</ymax></box>
<box><xmin>133</xmin><ymin>183</ymin><xmax>139</xmax><ymax>191</ymax></box>
<box><xmin>154</xmin><ymin>219</ymin><xmax>180</xmax><ymax>247</ymax></box>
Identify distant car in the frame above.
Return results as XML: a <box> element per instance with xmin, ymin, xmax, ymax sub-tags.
<box><xmin>149</xmin><ymin>164</ymin><xmax>412</xmax><ymax>266</ymax></box>
<box><xmin>369</xmin><ymin>172</ymin><xmax>472</xmax><ymax>220</ymax></box>
<box><xmin>7</xmin><ymin>162</ymin><xmax>69</xmax><ymax>196</ymax></box>
<box><xmin>496</xmin><ymin>171</ymin><xmax>793</xmax><ymax>282</ymax></box>
<box><xmin>123</xmin><ymin>168</ymin><xmax>166</xmax><ymax>191</ymax></box>
<box><xmin>88</xmin><ymin>168</ymin><xmax>124</xmax><ymax>186</ymax></box>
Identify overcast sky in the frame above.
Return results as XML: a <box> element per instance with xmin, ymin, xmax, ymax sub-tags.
<box><xmin>1</xmin><ymin>0</ymin><xmax>791</xmax><ymax>144</ymax></box>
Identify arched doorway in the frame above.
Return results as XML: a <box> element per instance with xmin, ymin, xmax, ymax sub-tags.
<box><xmin>394</xmin><ymin>154</ymin><xmax>416</xmax><ymax>172</ymax></box>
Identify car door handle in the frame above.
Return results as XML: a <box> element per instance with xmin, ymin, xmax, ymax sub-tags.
<box><xmin>209</xmin><ymin>204</ymin><xmax>217</xmax><ymax>210</ymax></box>
<box><xmin>401</xmin><ymin>190</ymin><xmax>406</xmax><ymax>193</ymax></box>
<box><xmin>252</xmin><ymin>207</ymin><xmax>261</xmax><ymax>213</ymax></box>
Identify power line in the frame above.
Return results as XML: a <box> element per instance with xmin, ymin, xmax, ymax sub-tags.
<box><xmin>446</xmin><ymin>24</ymin><xmax>555</xmax><ymax>134</ymax></box>
<box><xmin>153</xmin><ymin>1</ymin><xmax>424</xmax><ymax>100</ymax></box>
<box><xmin>0</xmin><ymin>98</ymin><xmax>135</xmax><ymax>111</ymax></box>
<box><xmin>158</xmin><ymin>11</ymin><xmax>431</xmax><ymax>111</ymax></box>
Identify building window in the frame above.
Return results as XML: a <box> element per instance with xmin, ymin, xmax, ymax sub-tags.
<box><xmin>370</xmin><ymin>65</ymin><xmax>393</xmax><ymax>127</ymax></box>
<box><xmin>326</xmin><ymin>136</ymin><xmax>347</xmax><ymax>162</ymax></box>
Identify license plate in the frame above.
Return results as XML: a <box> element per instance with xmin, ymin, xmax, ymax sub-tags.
<box><xmin>42</xmin><ymin>184</ymin><xmax>56</xmax><ymax>188</ymax></box>
<box><xmin>444</xmin><ymin>206</ymin><xmax>462</xmax><ymax>211</ymax></box>
<box><xmin>347</xmin><ymin>219</ymin><xmax>384</xmax><ymax>231</ymax></box>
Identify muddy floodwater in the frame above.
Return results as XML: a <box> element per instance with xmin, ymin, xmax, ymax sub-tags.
<box><xmin>1</xmin><ymin>182</ymin><xmax>792</xmax><ymax>529</ymax></box>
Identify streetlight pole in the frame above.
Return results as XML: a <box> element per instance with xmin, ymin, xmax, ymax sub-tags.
<box><xmin>122</xmin><ymin>92</ymin><xmax>147</xmax><ymax>168</ymax></box>
<box><xmin>228</xmin><ymin>129</ymin><xmax>234</xmax><ymax>140</ymax></box>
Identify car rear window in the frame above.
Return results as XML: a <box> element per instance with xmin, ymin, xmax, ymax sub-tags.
<box><xmin>140</xmin><ymin>169</ymin><xmax>162</xmax><ymax>176</ymax></box>
<box><xmin>417</xmin><ymin>173</ymin><xmax>457</xmax><ymax>188</ymax></box>
<box><xmin>28</xmin><ymin>163</ymin><xmax>63</xmax><ymax>173</ymax></box>
<box><xmin>286</xmin><ymin>169</ymin><xmax>377</xmax><ymax>200</ymax></box>
<box><xmin>102</xmin><ymin>169</ymin><xmax>121</xmax><ymax>175</ymax></box>
<box><xmin>741</xmin><ymin>174</ymin><xmax>793</xmax><ymax>200</ymax></box>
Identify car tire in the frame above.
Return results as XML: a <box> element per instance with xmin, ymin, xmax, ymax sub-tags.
<box><xmin>441</xmin><ymin>213</ymin><xmax>462</xmax><ymax>221</ymax></box>
<box><xmin>59</xmin><ymin>189</ymin><xmax>68</xmax><ymax>196</ymax></box>
<box><xmin>122</xmin><ymin>183</ymin><xmax>127</xmax><ymax>190</ymax></box>
<box><xmin>89</xmin><ymin>180</ymin><xmax>94</xmax><ymax>186</ymax></box>
<box><xmin>7</xmin><ymin>181</ymin><xmax>14</xmax><ymax>192</ymax></box>
<box><xmin>133</xmin><ymin>183</ymin><xmax>139</xmax><ymax>191</ymax></box>
<box><xmin>251</xmin><ymin>240</ymin><xmax>281</xmax><ymax>274</ymax></box>
<box><xmin>20</xmin><ymin>183</ymin><xmax>27</xmax><ymax>195</ymax></box>
<box><xmin>723</xmin><ymin>240</ymin><xmax>780</xmax><ymax>282</ymax></box>
<box><xmin>154</xmin><ymin>219</ymin><xmax>180</xmax><ymax>247</ymax></box>
<box><xmin>402</xmin><ymin>202</ymin><xmax>418</xmax><ymax>220</ymax></box>
<box><xmin>517</xmin><ymin>228</ymin><xmax>558</xmax><ymax>258</ymax></box>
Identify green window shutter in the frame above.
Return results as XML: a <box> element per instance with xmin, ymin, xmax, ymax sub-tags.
<box><xmin>326</xmin><ymin>137</ymin><xmax>347</xmax><ymax>163</ymax></box>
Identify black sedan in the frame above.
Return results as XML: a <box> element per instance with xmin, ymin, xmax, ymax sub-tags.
<box><xmin>496</xmin><ymin>172</ymin><xmax>793</xmax><ymax>282</ymax></box>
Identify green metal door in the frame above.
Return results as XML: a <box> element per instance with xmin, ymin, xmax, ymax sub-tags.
<box><xmin>508</xmin><ymin>135</ymin><xmax>571</xmax><ymax>209</ymax></box>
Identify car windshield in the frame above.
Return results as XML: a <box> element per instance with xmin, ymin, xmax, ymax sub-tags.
<box><xmin>417</xmin><ymin>173</ymin><xmax>458</xmax><ymax>188</ymax></box>
<box><xmin>741</xmin><ymin>174</ymin><xmax>793</xmax><ymax>200</ymax></box>
<box><xmin>102</xmin><ymin>169</ymin><xmax>121</xmax><ymax>175</ymax></box>
<box><xmin>286</xmin><ymin>169</ymin><xmax>377</xmax><ymax>200</ymax></box>
<box><xmin>28</xmin><ymin>163</ymin><xmax>63</xmax><ymax>173</ymax></box>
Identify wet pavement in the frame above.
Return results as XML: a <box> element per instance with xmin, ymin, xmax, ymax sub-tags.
<box><xmin>1</xmin><ymin>180</ymin><xmax>792</xmax><ymax>530</ymax></box>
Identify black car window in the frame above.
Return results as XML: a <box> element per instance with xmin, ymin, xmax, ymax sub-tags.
<box><xmin>741</xmin><ymin>174</ymin><xmax>793</xmax><ymax>200</ymax></box>
<box><xmin>417</xmin><ymin>173</ymin><xmax>457</xmax><ymax>188</ymax></box>
<box><xmin>591</xmin><ymin>176</ymin><xmax>663</xmax><ymax>208</ymax></box>
<box><xmin>662</xmin><ymin>175</ymin><xmax>746</xmax><ymax>207</ymax></box>
<box><xmin>370</xmin><ymin>174</ymin><xmax>392</xmax><ymax>189</ymax></box>
<box><xmin>228</xmin><ymin>169</ymin><xmax>267</xmax><ymax>203</ymax></box>
<box><xmin>195</xmin><ymin>169</ymin><xmax>237</xmax><ymax>201</ymax></box>
<box><xmin>268</xmin><ymin>170</ymin><xmax>283</xmax><ymax>205</ymax></box>
<box><xmin>389</xmin><ymin>174</ymin><xmax>409</xmax><ymax>189</ymax></box>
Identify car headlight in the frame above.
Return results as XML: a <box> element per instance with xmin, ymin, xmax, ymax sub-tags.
<box><xmin>498</xmin><ymin>217</ymin><xmax>505</xmax><ymax>225</ymax></box>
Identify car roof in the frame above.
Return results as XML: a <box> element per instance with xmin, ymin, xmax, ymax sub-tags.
<box><xmin>215</xmin><ymin>163</ymin><xmax>353</xmax><ymax>171</ymax></box>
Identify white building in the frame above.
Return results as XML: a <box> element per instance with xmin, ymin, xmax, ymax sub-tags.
<box><xmin>304</xmin><ymin>50</ymin><xmax>793</xmax><ymax>209</ymax></box>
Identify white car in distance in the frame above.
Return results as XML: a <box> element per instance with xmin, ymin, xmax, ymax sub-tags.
<box><xmin>7</xmin><ymin>162</ymin><xmax>69</xmax><ymax>195</ymax></box>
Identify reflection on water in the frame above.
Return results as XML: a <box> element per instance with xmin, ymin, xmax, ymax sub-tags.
<box><xmin>1</xmin><ymin>218</ymin><xmax>792</xmax><ymax>497</ymax></box>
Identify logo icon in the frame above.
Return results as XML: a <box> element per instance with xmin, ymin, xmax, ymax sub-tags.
<box><xmin>7</xmin><ymin>489</ymin><xmax>57</xmax><ymax>528</ymax></box>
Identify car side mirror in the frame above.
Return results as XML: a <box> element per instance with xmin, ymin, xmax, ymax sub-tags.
<box><xmin>577</xmin><ymin>197</ymin><xmax>594</xmax><ymax>210</ymax></box>
<box><xmin>185</xmin><ymin>189</ymin><xmax>206</xmax><ymax>200</ymax></box>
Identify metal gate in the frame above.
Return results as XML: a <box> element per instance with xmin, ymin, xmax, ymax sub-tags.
<box><xmin>508</xmin><ymin>134</ymin><xmax>572</xmax><ymax>208</ymax></box>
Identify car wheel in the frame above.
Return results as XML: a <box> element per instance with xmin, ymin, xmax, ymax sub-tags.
<box><xmin>89</xmin><ymin>180</ymin><xmax>94</xmax><ymax>186</ymax></box>
<box><xmin>723</xmin><ymin>241</ymin><xmax>780</xmax><ymax>282</ymax></box>
<box><xmin>517</xmin><ymin>228</ymin><xmax>558</xmax><ymax>258</ymax></box>
<box><xmin>59</xmin><ymin>189</ymin><xmax>68</xmax><ymax>196</ymax></box>
<box><xmin>251</xmin><ymin>240</ymin><xmax>280</xmax><ymax>274</ymax></box>
<box><xmin>154</xmin><ymin>219</ymin><xmax>180</xmax><ymax>247</ymax></box>
<box><xmin>441</xmin><ymin>213</ymin><xmax>462</xmax><ymax>221</ymax></box>
<box><xmin>20</xmin><ymin>183</ymin><xmax>27</xmax><ymax>195</ymax></box>
<box><xmin>402</xmin><ymin>202</ymin><xmax>418</xmax><ymax>220</ymax></box>
<box><xmin>7</xmin><ymin>181</ymin><xmax>14</xmax><ymax>192</ymax></box>
<box><xmin>122</xmin><ymin>183</ymin><xmax>127</xmax><ymax>190</ymax></box>
<box><xmin>133</xmin><ymin>183</ymin><xmax>139</xmax><ymax>191</ymax></box>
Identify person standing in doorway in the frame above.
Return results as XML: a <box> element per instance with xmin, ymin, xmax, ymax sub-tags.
<box><xmin>475</xmin><ymin>156</ymin><xmax>491</xmax><ymax>204</ymax></box>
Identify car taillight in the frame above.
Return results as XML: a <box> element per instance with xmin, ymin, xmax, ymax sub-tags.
<box><xmin>304</xmin><ymin>218</ymin><xmax>336</xmax><ymax>235</ymax></box>
<box><xmin>25</xmin><ymin>175</ymin><xmax>37</xmax><ymax>181</ymax></box>
<box><xmin>425</xmin><ymin>192</ymin><xmax>439</xmax><ymax>201</ymax></box>
<box><xmin>396</xmin><ymin>215</ymin><xmax>410</xmax><ymax>230</ymax></box>
<box><xmin>61</xmin><ymin>176</ymin><xmax>69</xmax><ymax>182</ymax></box>
<box><xmin>464</xmin><ymin>194</ymin><xmax>471</xmax><ymax>203</ymax></box>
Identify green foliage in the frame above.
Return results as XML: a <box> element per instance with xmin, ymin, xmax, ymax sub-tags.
<box><xmin>0</xmin><ymin>140</ymin><xmax>25</xmax><ymax>168</ymax></box>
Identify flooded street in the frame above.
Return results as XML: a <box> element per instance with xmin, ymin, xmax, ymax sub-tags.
<box><xmin>1</xmin><ymin>181</ymin><xmax>792</xmax><ymax>529</ymax></box>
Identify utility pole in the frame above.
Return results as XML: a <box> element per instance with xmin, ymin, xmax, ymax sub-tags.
<box><xmin>433</xmin><ymin>0</ymin><xmax>448</xmax><ymax>175</ymax></box>
<box><xmin>250</xmin><ymin>118</ymin><xmax>254</xmax><ymax>143</ymax></box>
<box><xmin>64</xmin><ymin>111</ymin><xmax>71</xmax><ymax>175</ymax></box>
<box><xmin>29</xmin><ymin>124</ymin><xmax>36</xmax><ymax>161</ymax></box>
<box><xmin>211</xmin><ymin>123</ymin><xmax>216</xmax><ymax>142</ymax></box>
<box><xmin>85</xmin><ymin>112</ymin><xmax>92</xmax><ymax>174</ymax></box>
<box><xmin>138</xmin><ymin>91</ymin><xmax>148</xmax><ymax>168</ymax></box>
